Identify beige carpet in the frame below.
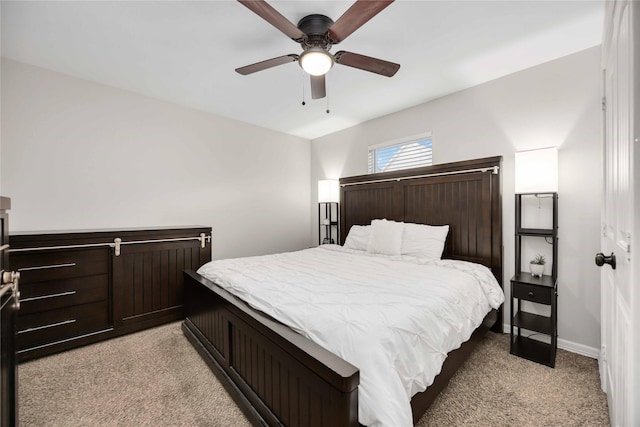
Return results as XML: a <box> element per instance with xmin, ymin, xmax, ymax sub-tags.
<box><xmin>418</xmin><ymin>333</ymin><xmax>609</xmax><ymax>426</ymax></box>
<box><xmin>19</xmin><ymin>322</ymin><xmax>609</xmax><ymax>427</ymax></box>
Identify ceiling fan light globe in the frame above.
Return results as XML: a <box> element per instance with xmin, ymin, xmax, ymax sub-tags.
<box><xmin>299</xmin><ymin>48</ymin><xmax>333</xmax><ymax>76</ymax></box>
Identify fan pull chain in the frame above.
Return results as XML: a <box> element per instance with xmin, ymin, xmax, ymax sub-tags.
<box><xmin>325</xmin><ymin>75</ymin><xmax>330</xmax><ymax>114</ymax></box>
<box><xmin>301</xmin><ymin>70</ymin><xmax>306</xmax><ymax>106</ymax></box>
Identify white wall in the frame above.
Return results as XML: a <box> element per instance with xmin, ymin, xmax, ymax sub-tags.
<box><xmin>1</xmin><ymin>59</ymin><xmax>311</xmax><ymax>260</ymax></box>
<box><xmin>0</xmin><ymin>4</ymin><xmax>3</xmax><ymax>192</ymax></box>
<box><xmin>311</xmin><ymin>46</ymin><xmax>602</xmax><ymax>354</ymax></box>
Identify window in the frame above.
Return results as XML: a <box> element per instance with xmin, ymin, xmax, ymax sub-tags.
<box><xmin>368</xmin><ymin>133</ymin><xmax>432</xmax><ymax>174</ymax></box>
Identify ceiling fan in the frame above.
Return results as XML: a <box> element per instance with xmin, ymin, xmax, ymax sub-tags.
<box><xmin>235</xmin><ymin>0</ymin><xmax>400</xmax><ymax>100</ymax></box>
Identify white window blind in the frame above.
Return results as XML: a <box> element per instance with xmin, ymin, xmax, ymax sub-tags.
<box><xmin>368</xmin><ymin>133</ymin><xmax>432</xmax><ymax>174</ymax></box>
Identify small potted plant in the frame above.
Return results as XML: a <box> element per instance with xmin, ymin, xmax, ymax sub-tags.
<box><xmin>530</xmin><ymin>254</ymin><xmax>546</xmax><ymax>277</ymax></box>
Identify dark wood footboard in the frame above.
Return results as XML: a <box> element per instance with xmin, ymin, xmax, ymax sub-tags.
<box><xmin>183</xmin><ymin>269</ymin><xmax>497</xmax><ymax>427</ymax></box>
<box><xmin>182</xmin><ymin>270</ymin><xmax>360</xmax><ymax>427</ymax></box>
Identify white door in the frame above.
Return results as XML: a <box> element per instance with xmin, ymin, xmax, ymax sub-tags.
<box><xmin>600</xmin><ymin>1</ymin><xmax>638</xmax><ymax>426</ymax></box>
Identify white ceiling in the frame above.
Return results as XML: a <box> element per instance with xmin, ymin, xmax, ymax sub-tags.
<box><xmin>1</xmin><ymin>1</ymin><xmax>603</xmax><ymax>140</ymax></box>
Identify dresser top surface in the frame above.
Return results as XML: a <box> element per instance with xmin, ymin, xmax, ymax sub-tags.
<box><xmin>10</xmin><ymin>226</ymin><xmax>212</xmax><ymax>249</ymax></box>
<box><xmin>12</xmin><ymin>225</ymin><xmax>210</xmax><ymax>236</ymax></box>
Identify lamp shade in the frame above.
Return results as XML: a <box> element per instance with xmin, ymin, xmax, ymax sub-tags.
<box><xmin>515</xmin><ymin>147</ymin><xmax>558</xmax><ymax>193</ymax></box>
<box><xmin>318</xmin><ymin>179</ymin><xmax>339</xmax><ymax>203</ymax></box>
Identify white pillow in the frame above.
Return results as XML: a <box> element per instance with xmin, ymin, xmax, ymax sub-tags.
<box><xmin>343</xmin><ymin>225</ymin><xmax>371</xmax><ymax>251</ymax></box>
<box><xmin>401</xmin><ymin>222</ymin><xmax>450</xmax><ymax>259</ymax></box>
<box><xmin>367</xmin><ymin>219</ymin><xmax>404</xmax><ymax>256</ymax></box>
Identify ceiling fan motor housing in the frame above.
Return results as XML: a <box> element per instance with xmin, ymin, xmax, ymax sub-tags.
<box><xmin>297</xmin><ymin>14</ymin><xmax>334</xmax><ymax>50</ymax></box>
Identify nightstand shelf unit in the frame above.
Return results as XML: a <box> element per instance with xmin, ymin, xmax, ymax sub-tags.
<box><xmin>510</xmin><ymin>192</ymin><xmax>558</xmax><ymax>368</ymax></box>
<box><xmin>318</xmin><ymin>202</ymin><xmax>339</xmax><ymax>245</ymax></box>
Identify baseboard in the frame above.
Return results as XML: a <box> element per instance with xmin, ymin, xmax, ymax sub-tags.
<box><xmin>557</xmin><ymin>337</ymin><xmax>600</xmax><ymax>359</ymax></box>
<box><xmin>503</xmin><ymin>324</ymin><xmax>600</xmax><ymax>359</ymax></box>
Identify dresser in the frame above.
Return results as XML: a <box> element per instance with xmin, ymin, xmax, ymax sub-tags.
<box><xmin>10</xmin><ymin>226</ymin><xmax>211</xmax><ymax>361</ymax></box>
<box><xmin>0</xmin><ymin>197</ymin><xmax>18</xmax><ymax>425</ymax></box>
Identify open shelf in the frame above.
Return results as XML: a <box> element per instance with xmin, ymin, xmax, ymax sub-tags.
<box><xmin>512</xmin><ymin>311</ymin><xmax>554</xmax><ymax>335</ymax></box>
<box><xmin>511</xmin><ymin>335</ymin><xmax>555</xmax><ymax>367</ymax></box>
<box><xmin>516</xmin><ymin>228</ymin><xmax>556</xmax><ymax>237</ymax></box>
<box><xmin>511</xmin><ymin>273</ymin><xmax>555</xmax><ymax>287</ymax></box>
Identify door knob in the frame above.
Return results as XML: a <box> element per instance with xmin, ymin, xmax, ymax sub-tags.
<box><xmin>595</xmin><ymin>252</ymin><xmax>616</xmax><ymax>270</ymax></box>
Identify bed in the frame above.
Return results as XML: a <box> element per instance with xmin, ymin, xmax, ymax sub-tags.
<box><xmin>182</xmin><ymin>155</ymin><xmax>503</xmax><ymax>426</ymax></box>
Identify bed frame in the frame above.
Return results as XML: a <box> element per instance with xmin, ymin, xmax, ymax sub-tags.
<box><xmin>182</xmin><ymin>156</ymin><xmax>503</xmax><ymax>426</ymax></box>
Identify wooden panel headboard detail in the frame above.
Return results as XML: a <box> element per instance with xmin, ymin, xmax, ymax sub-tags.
<box><xmin>340</xmin><ymin>156</ymin><xmax>503</xmax><ymax>286</ymax></box>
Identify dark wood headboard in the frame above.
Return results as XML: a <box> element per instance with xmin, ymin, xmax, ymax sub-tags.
<box><xmin>339</xmin><ymin>156</ymin><xmax>503</xmax><ymax>287</ymax></box>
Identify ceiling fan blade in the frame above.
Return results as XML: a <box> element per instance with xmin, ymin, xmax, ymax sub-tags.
<box><xmin>310</xmin><ymin>74</ymin><xmax>326</xmax><ymax>99</ymax></box>
<box><xmin>237</xmin><ymin>0</ymin><xmax>306</xmax><ymax>42</ymax></box>
<box><xmin>334</xmin><ymin>51</ymin><xmax>400</xmax><ymax>77</ymax></box>
<box><xmin>235</xmin><ymin>54</ymin><xmax>299</xmax><ymax>75</ymax></box>
<box><xmin>327</xmin><ymin>0</ymin><xmax>394</xmax><ymax>43</ymax></box>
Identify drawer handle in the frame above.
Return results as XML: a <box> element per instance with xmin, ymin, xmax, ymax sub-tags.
<box><xmin>528</xmin><ymin>291</ymin><xmax>534</xmax><ymax>297</ymax></box>
<box><xmin>18</xmin><ymin>263</ymin><xmax>76</xmax><ymax>272</ymax></box>
<box><xmin>18</xmin><ymin>319</ymin><xmax>76</xmax><ymax>334</ymax></box>
<box><xmin>20</xmin><ymin>290</ymin><xmax>77</xmax><ymax>303</ymax></box>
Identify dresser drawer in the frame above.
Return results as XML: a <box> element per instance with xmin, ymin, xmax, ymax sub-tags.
<box><xmin>19</xmin><ymin>274</ymin><xmax>109</xmax><ymax>315</ymax></box>
<box><xmin>11</xmin><ymin>248</ymin><xmax>109</xmax><ymax>282</ymax></box>
<box><xmin>17</xmin><ymin>300</ymin><xmax>110</xmax><ymax>351</ymax></box>
<box><xmin>512</xmin><ymin>283</ymin><xmax>553</xmax><ymax>304</ymax></box>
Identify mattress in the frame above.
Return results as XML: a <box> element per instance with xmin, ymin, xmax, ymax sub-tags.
<box><xmin>197</xmin><ymin>245</ymin><xmax>504</xmax><ymax>427</ymax></box>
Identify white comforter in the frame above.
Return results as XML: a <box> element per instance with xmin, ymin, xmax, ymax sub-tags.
<box><xmin>197</xmin><ymin>245</ymin><xmax>504</xmax><ymax>427</ymax></box>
